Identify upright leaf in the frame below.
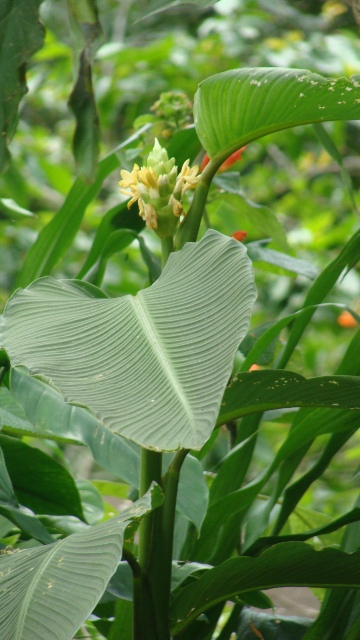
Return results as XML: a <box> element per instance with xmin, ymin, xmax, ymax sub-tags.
<box><xmin>1</xmin><ymin>230</ymin><xmax>256</xmax><ymax>451</ymax></box>
<box><xmin>67</xmin><ymin>0</ymin><xmax>103</xmax><ymax>182</ymax></box>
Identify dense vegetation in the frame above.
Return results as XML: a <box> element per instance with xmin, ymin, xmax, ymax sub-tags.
<box><xmin>1</xmin><ymin>1</ymin><xmax>360</xmax><ymax>639</ymax></box>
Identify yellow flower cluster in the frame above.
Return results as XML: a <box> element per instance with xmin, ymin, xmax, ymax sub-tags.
<box><xmin>119</xmin><ymin>140</ymin><xmax>200</xmax><ymax>237</ymax></box>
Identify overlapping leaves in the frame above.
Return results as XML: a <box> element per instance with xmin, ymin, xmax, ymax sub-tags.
<box><xmin>0</xmin><ymin>231</ymin><xmax>256</xmax><ymax>451</ymax></box>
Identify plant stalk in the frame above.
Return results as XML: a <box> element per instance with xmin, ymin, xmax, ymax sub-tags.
<box><xmin>157</xmin><ymin>449</ymin><xmax>189</xmax><ymax>620</ymax></box>
<box><xmin>161</xmin><ymin>236</ymin><xmax>173</xmax><ymax>268</ymax></box>
<box><xmin>138</xmin><ymin>448</ymin><xmax>162</xmax><ymax>570</ymax></box>
<box><xmin>135</xmin><ymin>448</ymin><xmax>163</xmax><ymax>640</ymax></box>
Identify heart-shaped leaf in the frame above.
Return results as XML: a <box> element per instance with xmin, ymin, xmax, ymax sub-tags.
<box><xmin>194</xmin><ymin>68</ymin><xmax>360</xmax><ymax>161</ymax></box>
<box><xmin>0</xmin><ymin>484</ymin><xmax>162</xmax><ymax>640</ymax></box>
<box><xmin>0</xmin><ymin>230</ymin><xmax>256</xmax><ymax>451</ymax></box>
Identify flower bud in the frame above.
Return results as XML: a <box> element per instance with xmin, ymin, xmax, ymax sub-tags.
<box><xmin>119</xmin><ymin>139</ymin><xmax>200</xmax><ymax>238</ymax></box>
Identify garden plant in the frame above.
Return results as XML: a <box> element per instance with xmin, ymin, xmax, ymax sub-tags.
<box><xmin>1</xmin><ymin>2</ymin><xmax>360</xmax><ymax>639</ymax></box>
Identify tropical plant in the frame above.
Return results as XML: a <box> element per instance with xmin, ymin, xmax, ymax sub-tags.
<box><xmin>1</xmin><ymin>2</ymin><xmax>360</xmax><ymax>640</ymax></box>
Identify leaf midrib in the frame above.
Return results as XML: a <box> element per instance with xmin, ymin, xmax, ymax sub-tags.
<box><xmin>133</xmin><ymin>293</ymin><xmax>195</xmax><ymax>437</ymax></box>
<box><xmin>15</xmin><ymin>542</ymin><xmax>62</xmax><ymax>639</ymax></box>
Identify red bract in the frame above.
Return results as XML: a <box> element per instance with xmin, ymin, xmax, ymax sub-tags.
<box><xmin>231</xmin><ymin>230</ymin><xmax>248</xmax><ymax>242</ymax></box>
<box><xmin>200</xmin><ymin>146</ymin><xmax>246</xmax><ymax>172</ymax></box>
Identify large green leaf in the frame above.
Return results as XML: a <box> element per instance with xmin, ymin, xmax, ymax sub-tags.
<box><xmin>0</xmin><ymin>0</ymin><xmax>44</xmax><ymax>171</ymax></box>
<box><xmin>217</xmin><ymin>370</ymin><xmax>360</xmax><ymax>425</ymax></box>
<box><xmin>0</xmin><ymin>484</ymin><xmax>162</xmax><ymax>640</ymax></box>
<box><xmin>170</xmin><ymin>543</ymin><xmax>360</xmax><ymax>635</ymax></box>
<box><xmin>1</xmin><ymin>230</ymin><xmax>256</xmax><ymax>451</ymax></box>
<box><xmin>195</xmin><ymin>68</ymin><xmax>360</xmax><ymax>162</ymax></box>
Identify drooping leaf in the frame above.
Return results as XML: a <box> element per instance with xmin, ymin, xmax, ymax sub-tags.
<box><xmin>194</xmin><ymin>68</ymin><xmax>360</xmax><ymax>163</ymax></box>
<box><xmin>0</xmin><ymin>0</ymin><xmax>45</xmax><ymax>171</ymax></box>
<box><xmin>8</xmin><ymin>367</ymin><xmax>140</xmax><ymax>488</ymax></box>
<box><xmin>170</xmin><ymin>543</ymin><xmax>360</xmax><ymax>635</ymax></box>
<box><xmin>247</xmin><ymin>242</ymin><xmax>318</xmax><ymax>280</ymax></box>
<box><xmin>0</xmin><ymin>484</ymin><xmax>162</xmax><ymax>640</ymax></box>
<box><xmin>1</xmin><ymin>230</ymin><xmax>256</xmax><ymax>451</ymax></box>
<box><xmin>0</xmin><ymin>434</ymin><xmax>85</xmax><ymax>520</ymax></box>
<box><xmin>217</xmin><ymin>370</ymin><xmax>360</xmax><ymax>425</ymax></box>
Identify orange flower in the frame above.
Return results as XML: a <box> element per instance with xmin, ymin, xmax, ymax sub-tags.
<box><xmin>337</xmin><ymin>311</ymin><xmax>359</xmax><ymax>328</ymax></box>
<box><xmin>231</xmin><ymin>230</ymin><xmax>248</xmax><ymax>242</ymax></box>
<box><xmin>249</xmin><ymin>364</ymin><xmax>261</xmax><ymax>371</ymax></box>
<box><xmin>200</xmin><ymin>147</ymin><xmax>246</xmax><ymax>172</ymax></box>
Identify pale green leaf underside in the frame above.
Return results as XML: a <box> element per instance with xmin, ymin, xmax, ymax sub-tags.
<box><xmin>0</xmin><ymin>231</ymin><xmax>256</xmax><ymax>451</ymax></box>
<box><xmin>0</xmin><ymin>485</ymin><xmax>162</xmax><ymax>640</ymax></box>
<box><xmin>194</xmin><ymin>68</ymin><xmax>360</xmax><ymax>159</ymax></box>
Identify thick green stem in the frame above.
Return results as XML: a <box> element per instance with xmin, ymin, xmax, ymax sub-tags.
<box><xmin>138</xmin><ymin>448</ymin><xmax>162</xmax><ymax>569</ymax></box>
<box><xmin>157</xmin><ymin>449</ymin><xmax>189</xmax><ymax>618</ymax></box>
<box><xmin>161</xmin><ymin>236</ymin><xmax>173</xmax><ymax>268</ymax></box>
<box><xmin>135</xmin><ymin>448</ymin><xmax>163</xmax><ymax>640</ymax></box>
